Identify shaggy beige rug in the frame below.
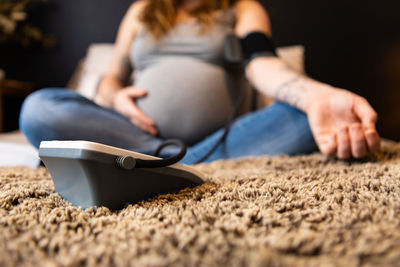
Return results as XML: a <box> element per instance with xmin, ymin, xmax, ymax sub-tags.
<box><xmin>1</xmin><ymin>144</ymin><xmax>400</xmax><ymax>267</ymax></box>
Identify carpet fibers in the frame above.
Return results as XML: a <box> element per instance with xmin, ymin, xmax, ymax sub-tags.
<box><xmin>1</xmin><ymin>144</ymin><xmax>400</xmax><ymax>267</ymax></box>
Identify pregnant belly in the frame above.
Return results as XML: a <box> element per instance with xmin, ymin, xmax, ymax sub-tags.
<box><xmin>135</xmin><ymin>57</ymin><xmax>236</xmax><ymax>145</ymax></box>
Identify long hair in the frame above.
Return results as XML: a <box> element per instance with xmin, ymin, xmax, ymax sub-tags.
<box><xmin>140</xmin><ymin>0</ymin><xmax>237</xmax><ymax>38</ymax></box>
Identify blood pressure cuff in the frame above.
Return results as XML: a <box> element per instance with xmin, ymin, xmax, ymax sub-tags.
<box><xmin>240</xmin><ymin>31</ymin><xmax>278</xmax><ymax>62</ymax></box>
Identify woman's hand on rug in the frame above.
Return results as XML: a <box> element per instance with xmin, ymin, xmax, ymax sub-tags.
<box><xmin>306</xmin><ymin>88</ymin><xmax>381</xmax><ymax>159</ymax></box>
<box><xmin>112</xmin><ymin>86</ymin><xmax>158</xmax><ymax>136</ymax></box>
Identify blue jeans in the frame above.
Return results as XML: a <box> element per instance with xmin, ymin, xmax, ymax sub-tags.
<box><xmin>19</xmin><ymin>88</ymin><xmax>317</xmax><ymax>164</ymax></box>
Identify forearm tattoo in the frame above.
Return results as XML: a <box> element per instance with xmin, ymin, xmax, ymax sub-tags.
<box><xmin>273</xmin><ymin>68</ymin><xmax>310</xmax><ymax>109</ymax></box>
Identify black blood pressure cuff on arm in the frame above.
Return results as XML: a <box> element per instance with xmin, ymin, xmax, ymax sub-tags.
<box><xmin>224</xmin><ymin>31</ymin><xmax>278</xmax><ymax>70</ymax></box>
<box><xmin>240</xmin><ymin>31</ymin><xmax>278</xmax><ymax>63</ymax></box>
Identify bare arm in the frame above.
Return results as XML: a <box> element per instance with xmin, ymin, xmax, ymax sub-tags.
<box><xmin>94</xmin><ymin>1</ymin><xmax>157</xmax><ymax>135</ymax></box>
<box><xmin>234</xmin><ymin>0</ymin><xmax>330</xmax><ymax>112</ymax></box>
<box><xmin>234</xmin><ymin>0</ymin><xmax>380</xmax><ymax>159</ymax></box>
<box><xmin>94</xmin><ymin>1</ymin><xmax>144</xmax><ymax>108</ymax></box>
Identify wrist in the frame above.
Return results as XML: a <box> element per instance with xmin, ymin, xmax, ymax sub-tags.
<box><xmin>302</xmin><ymin>81</ymin><xmax>336</xmax><ymax>114</ymax></box>
<box><xmin>95</xmin><ymin>87</ymin><xmax>118</xmax><ymax>108</ymax></box>
<box><xmin>96</xmin><ymin>76</ymin><xmax>124</xmax><ymax>108</ymax></box>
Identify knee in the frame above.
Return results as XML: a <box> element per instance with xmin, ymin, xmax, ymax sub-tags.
<box><xmin>20</xmin><ymin>88</ymin><xmax>61</xmax><ymax>125</ymax></box>
<box><xmin>19</xmin><ymin>88</ymin><xmax>77</xmax><ymax>147</ymax></box>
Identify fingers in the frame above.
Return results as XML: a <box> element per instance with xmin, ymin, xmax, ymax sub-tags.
<box><xmin>353</xmin><ymin>97</ymin><xmax>381</xmax><ymax>154</ymax></box>
<box><xmin>124</xmin><ymin>87</ymin><xmax>148</xmax><ymax>98</ymax></box>
<box><xmin>337</xmin><ymin>124</ymin><xmax>380</xmax><ymax>159</ymax></box>
<box><xmin>349</xmin><ymin>124</ymin><xmax>368</xmax><ymax>158</ymax></box>
<box><xmin>122</xmin><ymin>87</ymin><xmax>158</xmax><ymax>135</ymax></box>
<box><xmin>316</xmin><ymin>133</ymin><xmax>337</xmax><ymax>157</ymax></box>
<box><xmin>365</xmin><ymin>127</ymin><xmax>381</xmax><ymax>154</ymax></box>
<box><xmin>127</xmin><ymin>105</ymin><xmax>158</xmax><ymax>136</ymax></box>
<box><xmin>311</xmin><ymin>93</ymin><xmax>380</xmax><ymax>159</ymax></box>
<box><xmin>131</xmin><ymin>117</ymin><xmax>158</xmax><ymax>136</ymax></box>
<box><xmin>353</xmin><ymin>97</ymin><xmax>378</xmax><ymax>128</ymax></box>
<box><xmin>337</xmin><ymin>126</ymin><xmax>351</xmax><ymax>159</ymax></box>
<box><xmin>315</xmin><ymin>125</ymin><xmax>379</xmax><ymax>160</ymax></box>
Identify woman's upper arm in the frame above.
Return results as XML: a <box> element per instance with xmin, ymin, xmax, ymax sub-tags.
<box><xmin>106</xmin><ymin>0</ymin><xmax>146</xmax><ymax>84</ymax></box>
<box><xmin>234</xmin><ymin>0</ymin><xmax>272</xmax><ymax>37</ymax></box>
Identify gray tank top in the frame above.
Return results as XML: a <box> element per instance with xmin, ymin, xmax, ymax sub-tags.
<box><xmin>131</xmin><ymin>8</ymin><xmax>251</xmax><ymax>145</ymax></box>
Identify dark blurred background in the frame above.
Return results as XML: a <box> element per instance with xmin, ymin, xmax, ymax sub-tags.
<box><xmin>1</xmin><ymin>0</ymin><xmax>400</xmax><ymax>140</ymax></box>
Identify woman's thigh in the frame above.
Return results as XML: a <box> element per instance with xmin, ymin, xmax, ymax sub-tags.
<box><xmin>181</xmin><ymin>102</ymin><xmax>318</xmax><ymax>164</ymax></box>
<box><xmin>19</xmin><ymin>88</ymin><xmax>163</xmax><ymax>154</ymax></box>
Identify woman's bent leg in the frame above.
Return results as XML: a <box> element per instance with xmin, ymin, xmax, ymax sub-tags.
<box><xmin>19</xmin><ymin>88</ymin><xmax>163</xmax><ymax>154</ymax></box>
<box><xmin>182</xmin><ymin>102</ymin><xmax>318</xmax><ymax>164</ymax></box>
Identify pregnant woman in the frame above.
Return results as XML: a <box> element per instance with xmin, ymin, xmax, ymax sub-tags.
<box><xmin>19</xmin><ymin>0</ymin><xmax>381</xmax><ymax>164</ymax></box>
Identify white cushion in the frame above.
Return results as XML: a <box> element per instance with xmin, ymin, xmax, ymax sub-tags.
<box><xmin>277</xmin><ymin>45</ymin><xmax>305</xmax><ymax>74</ymax></box>
<box><xmin>75</xmin><ymin>44</ymin><xmax>115</xmax><ymax>99</ymax></box>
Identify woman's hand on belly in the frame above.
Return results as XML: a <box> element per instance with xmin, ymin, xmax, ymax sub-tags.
<box><xmin>112</xmin><ymin>86</ymin><xmax>158</xmax><ymax>136</ymax></box>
